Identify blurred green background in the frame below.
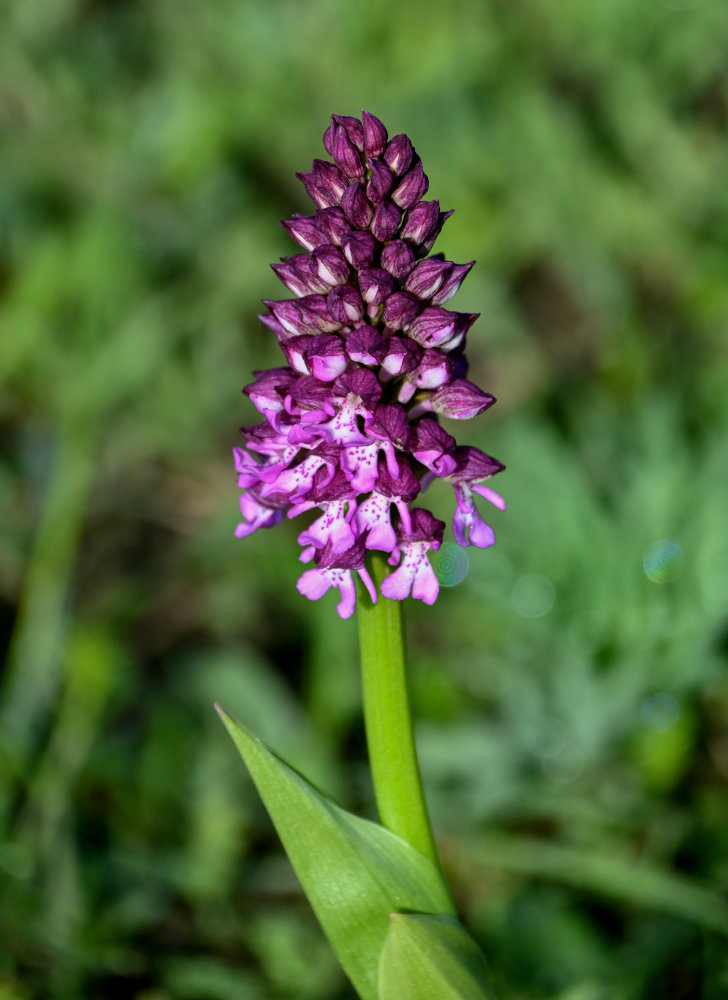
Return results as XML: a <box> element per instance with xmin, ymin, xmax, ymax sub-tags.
<box><xmin>2</xmin><ymin>0</ymin><xmax>728</xmax><ymax>997</ymax></box>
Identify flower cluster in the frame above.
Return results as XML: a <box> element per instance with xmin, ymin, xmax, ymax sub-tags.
<box><xmin>235</xmin><ymin>112</ymin><xmax>504</xmax><ymax>618</ymax></box>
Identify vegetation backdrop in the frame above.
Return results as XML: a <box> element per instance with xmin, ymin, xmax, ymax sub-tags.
<box><xmin>2</xmin><ymin>1</ymin><xmax>728</xmax><ymax>998</ymax></box>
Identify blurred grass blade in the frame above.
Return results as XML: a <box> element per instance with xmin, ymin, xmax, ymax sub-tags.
<box><xmin>378</xmin><ymin>913</ymin><xmax>495</xmax><ymax>999</ymax></box>
<box><xmin>216</xmin><ymin>705</ymin><xmax>455</xmax><ymax>1000</ymax></box>
<box><xmin>467</xmin><ymin>834</ymin><xmax>728</xmax><ymax>937</ymax></box>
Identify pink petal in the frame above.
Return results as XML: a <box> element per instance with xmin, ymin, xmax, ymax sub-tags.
<box><xmin>296</xmin><ymin>568</ymin><xmax>332</xmax><ymax>600</ymax></box>
<box><xmin>412</xmin><ymin>561</ymin><xmax>439</xmax><ymax>604</ymax></box>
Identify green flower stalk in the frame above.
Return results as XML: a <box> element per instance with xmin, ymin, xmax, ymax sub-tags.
<box><xmin>357</xmin><ymin>553</ymin><xmax>443</xmax><ymax>874</ymax></box>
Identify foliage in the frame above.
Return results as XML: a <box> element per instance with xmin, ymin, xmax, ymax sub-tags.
<box><xmin>2</xmin><ymin>0</ymin><xmax>728</xmax><ymax>997</ymax></box>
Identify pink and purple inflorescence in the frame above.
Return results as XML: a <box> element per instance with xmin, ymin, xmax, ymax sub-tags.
<box><xmin>234</xmin><ymin>112</ymin><xmax>505</xmax><ymax>618</ymax></box>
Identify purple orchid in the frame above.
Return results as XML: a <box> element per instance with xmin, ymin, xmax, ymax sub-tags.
<box><xmin>235</xmin><ymin>112</ymin><xmax>504</xmax><ymax>618</ymax></box>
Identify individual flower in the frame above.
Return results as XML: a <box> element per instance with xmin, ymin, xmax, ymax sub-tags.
<box><xmin>235</xmin><ymin>112</ymin><xmax>504</xmax><ymax>618</ymax></box>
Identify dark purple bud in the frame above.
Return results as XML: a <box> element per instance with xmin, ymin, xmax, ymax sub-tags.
<box><xmin>362</xmin><ymin>111</ymin><xmax>388</xmax><ymax>157</ymax></box>
<box><xmin>400</xmin><ymin>200</ymin><xmax>440</xmax><ymax>244</ymax></box>
<box><xmin>449</xmin><ymin>348</ymin><xmax>469</xmax><ymax>380</ymax></box>
<box><xmin>313</xmin><ymin>159</ymin><xmax>348</xmax><ymax>204</ymax></box>
<box><xmin>331</xmin><ymin>123</ymin><xmax>365</xmax><ymax>178</ymax></box>
<box><xmin>282</xmin><ymin>214</ymin><xmax>328</xmax><ymax>251</ymax></box>
<box><xmin>444</xmin><ymin>312</ymin><xmax>478</xmax><ymax>352</ymax></box>
<box><xmin>308</xmin><ymin>462</ymin><xmax>355</xmax><ymax>503</ymax></box>
<box><xmin>408</xmin><ymin>348</ymin><xmax>454</xmax><ymax>389</ymax></box>
<box><xmin>289</xmin><ymin>375</ymin><xmax>338</xmax><ymax>412</ymax></box>
<box><xmin>407</xmin><ymin>307</ymin><xmax>477</xmax><ymax>349</ymax></box>
<box><xmin>370</xmin><ymin>201</ymin><xmax>402</xmax><ymax>243</ymax></box>
<box><xmin>305</xmin><ymin>333</ymin><xmax>348</xmax><ymax>381</ymax></box>
<box><xmin>316</xmin><ymin>533</ymin><xmax>368</xmax><ymax>570</ymax></box>
<box><xmin>412</xmin><ymin>415</ymin><xmax>456</xmax><ymax>451</ymax></box>
<box><xmin>383</xmin><ymin>291</ymin><xmax>420</xmax><ymax>329</ymax></box>
<box><xmin>281</xmin><ymin>334</ymin><xmax>312</xmax><ymax>374</ymax></box>
<box><xmin>271</xmin><ymin>260</ymin><xmax>311</xmax><ymax>298</ymax></box>
<box><xmin>376</xmin><ymin>457</ymin><xmax>420</xmax><ymax>503</ymax></box>
<box><xmin>366</xmin><ymin>160</ymin><xmax>394</xmax><ymax>203</ymax></box>
<box><xmin>419</xmin><ymin>210</ymin><xmax>454</xmax><ymax>255</ymax></box>
<box><xmin>358</xmin><ymin>267</ymin><xmax>394</xmax><ymax>305</ymax></box>
<box><xmin>244</xmin><ymin>367</ymin><xmax>297</xmax><ymax>411</ymax></box>
<box><xmin>381</xmin><ymin>335</ymin><xmax>421</xmax><ymax>376</ymax></box>
<box><xmin>258</xmin><ymin>311</ymin><xmax>290</xmax><ymax>341</ymax></box>
<box><xmin>302</xmin><ymin>257</ymin><xmax>338</xmax><ymax>295</ymax></box>
<box><xmin>341</xmin><ymin>230</ymin><xmax>377</xmax><ymax>269</ymax></box>
<box><xmin>239</xmin><ymin>419</ymin><xmax>283</xmax><ymax>449</ymax></box>
<box><xmin>429</xmin><ymin>379</ymin><xmax>496</xmax><ymax>419</ymax></box>
<box><xmin>323</xmin><ymin>118</ymin><xmax>336</xmax><ymax>156</ymax></box>
<box><xmin>310</xmin><ymin>245</ymin><xmax>349</xmax><ymax>287</ymax></box>
<box><xmin>297</xmin><ymin>161</ymin><xmax>348</xmax><ymax>209</ymax></box>
<box><xmin>411</xmin><ymin>416</ymin><xmax>458</xmax><ymax>476</ymax></box>
<box><xmin>369</xmin><ymin>403</ymin><xmax>412</xmax><ymax>450</ymax></box>
<box><xmin>336</xmin><ymin>368</ymin><xmax>382</xmax><ymax>409</ymax></box>
<box><xmin>448</xmin><ymin>445</ymin><xmax>505</xmax><ymax>482</ymax></box>
<box><xmin>314</xmin><ymin>207</ymin><xmax>349</xmax><ymax>245</ymax></box>
<box><xmin>345</xmin><ymin>326</ymin><xmax>387</xmax><ymax>365</ymax></box>
<box><xmin>391</xmin><ymin>159</ymin><xmax>429</xmax><ymax>210</ymax></box>
<box><xmin>341</xmin><ymin>181</ymin><xmax>374</xmax><ymax>227</ymax></box>
<box><xmin>296</xmin><ymin>169</ymin><xmax>331</xmax><ymax>209</ymax></box>
<box><xmin>402</xmin><ymin>507</ymin><xmax>445</xmax><ymax>545</ymax></box>
<box><xmin>404</xmin><ymin>258</ymin><xmax>453</xmax><ymax>299</ymax></box>
<box><xmin>332</xmin><ymin>114</ymin><xmax>364</xmax><ymax>150</ymax></box>
<box><xmin>431</xmin><ymin>261</ymin><xmax>474</xmax><ymax>304</ymax></box>
<box><xmin>263</xmin><ymin>299</ymin><xmax>309</xmax><ymax>338</ymax></box>
<box><xmin>327</xmin><ymin>284</ymin><xmax>364</xmax><ymax>323</ymax></box>
<box><xmin>384</xmin><ymin>134</ymin><xmax>414</xmax><ymax>176</ymax></box>
<box><xmin>297</xmin><ymin>293</ymin><xmax>340</xmax><ymax>332</ymax></box>
<box><xmin>274</xmin><ymin>253</ymin><xmax>332</xmax><ymax>296</ymax></box>
<box><xmin>381</xmin><ymin>240</ymin><xmax>416</xmax><ymax>280</ymax></box>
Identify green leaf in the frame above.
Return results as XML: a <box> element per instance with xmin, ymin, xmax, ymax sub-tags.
<box><xmin>378</xmin><ymin>913</ymin><xmax>496</xmax><ymax>1000</ymax></box>
<box><xmin>216</xmin><ymin>706</ymin><xmax>455</xmax><ymax>1000</ymax></box>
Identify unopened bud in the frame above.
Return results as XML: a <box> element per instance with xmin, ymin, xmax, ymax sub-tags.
<box><xmin>327</xmin><ymin>284</ymin><xmax>364</xmax><ymax>324</ymax></box>
<box><xmin>281</xmin><ymin>215</ymin><xmax>327</xmax><ymax>251</ymax></box>
<box><xmin>384</xmin><ymin>134</ymin><xmax>414</xmax><ymax>176</ymax></box>
<box><xmin>404</xmin><ymin>258</ymin><xmax>452</xmax><ymax>299</ymax></box>
<box><xmin>391</xmin><ymin>159</ymin><xmax>429</xmax><ymax>210</ymax></box>
<box><xmin>430</xmin><ymin>379</ymin><xmax>495</xmax><ymax>419</ymax></box>
<box><xmin>400</xmin><ymin>200</ymin><xmax>440</xmax><ymax>245</ymax></box>
<box><xmin>383</xmin><ymin>291</ymin><xmax>420</xmax><ymax>329</ymax></box>
<box><xmin>331</xmin><ymin>123</ymin><xmax>365</xmax><ymax>179</ymax></box>
<box><xmin>431</xmin><ymin>262</ymin><xmax>474</xmax><ymax>304</ymax></box>
<box><xmin>381</xmin><ymin>240</ymin><xmax>416</xmax><ymax>280</ymax></box>
<box><xmin>311</xmin><ymin>245</ymin><xmax>349</xmax><ymax>286</ymax></box>
<box><xmin>341</xmin><ymin>181</ymin><xmax>374</xmax><ymax>227</ymax></box>
<box><xmin>370</xmin><ymin>201</ymin><xmax>402</xmax><ymax>242</ymax></box>
<box><xmin>362</xmin><ymin>111</ymin><xmax>388</xmax><ymax>157</ymax></box>
<box><xmin>332</xmin><ymin>114</ymin><xmax>364</xmax><ymax>149</ymax></box>
<box><xmin>341</xmin><ymin>231</ymin><xmax>377</xmax><ymax>269</ymax></box>
<box><xmin>366</xmin><ymin>160</ymin><xmax>394</xmax><ymax>203</ymax></box>
<box><xmin>358</xmin><ymin>267</ymin><xmax>394</xmax><ymax>305</ymax></box>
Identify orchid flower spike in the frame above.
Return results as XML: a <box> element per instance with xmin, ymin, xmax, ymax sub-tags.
<box><xmin>235</xmin><ymin>112</ymin><xmax>504</xmax><ymax>618</ymax></box>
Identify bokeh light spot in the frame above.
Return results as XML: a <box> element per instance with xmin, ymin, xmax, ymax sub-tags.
<box><xmin>431</xmin><ymin>542</ymin><xmax>470</xmax><ymax>587</ymax></box>
<box><xmin>643</xmin><ymin>540</ymin><xmax>684</xmax><ymax>583</ymax></box>
<box><xmin>512</xmin><ymin>574</ymin><xmax>555</xmax><ymax>617</ymax></box>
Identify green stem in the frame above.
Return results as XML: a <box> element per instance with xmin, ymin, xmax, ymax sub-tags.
<box><xmin>357</xmin><ymin>554</ymin><xmax>445</xmax><ymax>878</ymax></box>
